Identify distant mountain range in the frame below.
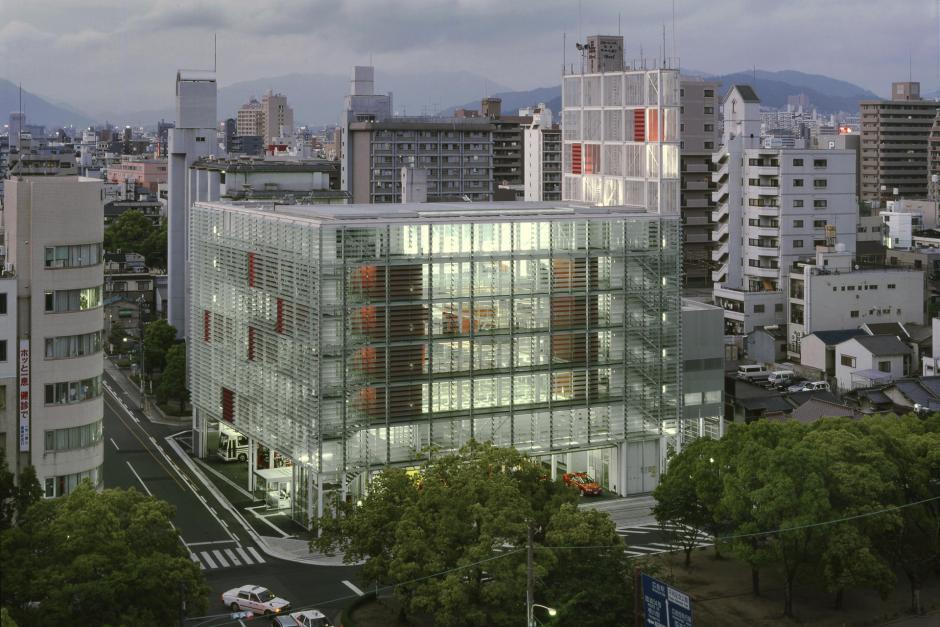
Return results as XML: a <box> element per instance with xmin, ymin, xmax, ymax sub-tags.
<box><xmin>2</xmin><ymin>69</ymin><xmax>930</xmax><ymax>130</ymax></box>
<box><xmin>0</xmin><ymin>79</ymin><xmax>95</xmax><ymax>129</ymax></box>
<box><xmin>440</xmin><ymin>69</ymin><xmax>886</xmax><ymax>120</ymax></box>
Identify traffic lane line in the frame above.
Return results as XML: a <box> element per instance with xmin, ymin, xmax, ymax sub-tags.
<box><xmin>343</xmin><ymin>580</ymin><xmax>365</xmax><ymax>596</ymax></box>
<box><xmin>125</xmin><ymin>461</ymin><xmax>153</xmax><ymax>496</ymax></box>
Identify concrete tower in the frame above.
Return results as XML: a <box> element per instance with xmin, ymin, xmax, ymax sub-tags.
<box><xmin>167</xmin><ymin>72</ymin><xmax>218</xmax><ymax>339</ymax></box>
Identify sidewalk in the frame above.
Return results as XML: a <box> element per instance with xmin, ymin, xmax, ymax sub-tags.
<box><xmin>103</xmin><ymin>359</ymin><xmax>189</xmax><ymax>427</ymax></box>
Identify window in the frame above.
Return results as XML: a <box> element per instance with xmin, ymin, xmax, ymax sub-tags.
<box><xmin>704</xmin><ymin>124</ymin><xmax>714</xmax><ymax>132</ymax></box>
<box><xmin>793</xmin><ymin>219</ymin><xmax>804</xmax><ymax>228</ymax></box>
<box><xmin>793</xmin><ymin>240</ymin><xmax>804</xmax><ymax>248</ymax></box>
<box><xmin>704</xmin><ymin>141</ymin><xmax>714</xmax><ymax>149</ymax></box>
<box><xmin>813</xmin><ymin>159</ymin><xmax>827</xmax><ymax>168</ymax></box>
<box><xmin>43</xmin><ymin>465</ymin><xmax>103</xmax><ymax>498</ymax></box>
<box><xmin>203</xmin><ymin>310</ymin><xmax>211</xmax><ymax>342</ymax></box>
<box><xmin>0</xmin><ymin>340</ymin><xmax>5</xmax><ymax>362</ymax></box>
<box><xmin>43</xmin><ymin>287</ymin><xmax>102</xmax><ymax>313</ymax></box>
<box><xmin>684</xmin><ymin>392</ymin><xmax>702</xmax><ymax>406</ymax></box>
<box><xmin>793</xmin><ymin>179</ymin><xmax>804</xmax><ymax>187</ymax></box>
<box><xmin>44</xmin><ymin>331</ymin><xmax>103</xmax><ymax>360</ymax></box>
<box><xmin>877</xmin><ymin>360</ymin><xmax>891</xmax><ymax>373</ymax></box>
<box><xmin>704</xmin><ymin>89</ymin><xmax>714</xmax><ymax>97</ymax></box>
<box><xmin>704</xmin><ymin>106</ymin><xmax>714</xmax><ymax>114</ymax></box>
<box><xmin>850</xmin><ymin>310</ymin><xmax>859</xmax><ymax>318</ymax></box>
<box><xmin>44</xmin><ymin>244</ymin><xmax>102</xmax><ymax>269</ymax></box>
<box><xmin>704</xmin><ymin>390</ymin><xmax>721</xmax><ymax>403</ymax></box>
<box><xmin>841</xmin><ymin>354</ymin><xmax>856</xmax><ymax>367</ymax></box>
<box><xmin>888</xmin><ymin>283</ymin><xmax>896</xmax><ymax>289</ymax></box>
<box><xmin>247</xmin><ymin>326</ymin><xmax>256</xmax><ymax>361</ymax></box>
<box><xmin>44</xmin><ymin>375</ymin><xmax>103</xmax><ymax>405</ymax></box>
<box><xmin>753</xmin><ymin>304</ymin><xmax>765</xmax><ymax>313</ymax></box>
<box><xmin>775</xmin><ymin>303</ymin><xmax>784</xmax><ymax>312</ymax></box>
<box><xmin>0</xmin><ymin>293</ymin><xmax>6</xmax><ymax>315</ymax></box>
<box><xmin>44</xmin><ymin>420</ymin><xmax>103</xmax><ymax>452</ymax></box>
<box><xmin>792</xmin><ymin>158</ymin><xmax>804</xmax><ymax>166</ymax></box>
<box><xmin>792</xmin><ymin>199</ymin><xmax>804</xmax><ymax>208</ymax></box>
<box><xmin>814</xmin><ymin>199</ymin><xmax>828</xmax><ymax>208</ymax></box>
<box><xmin>813</xmin><ymin>220</ymin><xmax>827</xmax><ymax>228</ymax></box>
<box><xmin>813</xmin><ymin>179</ymin><xmax>828</xmax><ymax>188</ymax></box>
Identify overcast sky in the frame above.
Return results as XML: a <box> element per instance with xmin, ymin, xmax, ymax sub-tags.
<box><xmin>2</xmin><ymin>0</ymin><xmax>938</xmax><ymax>114</ymax></box>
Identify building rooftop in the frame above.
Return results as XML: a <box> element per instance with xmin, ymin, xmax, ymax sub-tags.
<box><xmin>806</xmin><ymin>329</ymin><xmax>866</xmax><ymax>346</ymax></box>
<box><xmin>787</xmin><ymin>398</ymin><xmax>860</xmax><ymax>424</ymax></box>
<box><xmin>730</xmin><ymin>84</ymin><xmax>760</xmax><ymax>103</ymax></box>
<box><xmin>193</xmin><ymin>200</ymin><xmax>664</xmax><ymax>226</ymax></box>
<box><xmin>862</xmin><ymin>322</ymin><xmax>909</xmax><ymax>341</ymax></box>
<box><xmin>750</xmin><ymin>325</ymin><xmax>786</xmax><ymax>340</ymax></box>
<box><xmin>848</xmin><ymin>334</ymin><xmax>911</xmax><ymax>356</ymax></box>
<box><xmin>349</xmin><ymin>117</ymin><xmax>495</xmax><ymax>132</ymax></box>
<box><xmin>192</xmin><ymin>157</ymin><xmax>337</xmax><ymax>174</ymax></box>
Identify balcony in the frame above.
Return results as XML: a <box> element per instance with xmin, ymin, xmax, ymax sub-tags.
<box><xmin>684</xmin><ymin>215</ymin><xmax>711</xmax><ymax>227</ymax></box>
<box><xmin>712</xmin><ymin>242</ymin><xmax>728</xmax><ymax>262</ymax></box>
<box><xmin>685</xmin><ymin>162</ymin><xmax>710</xmax><ymax>173</ymax></box>
<box><xmin>712</xmin><ymin>188</ymin><xmax>729</xmax><ymax>203</ymax></box>
<box><xmin>684</xmin><ymin>180</ymin><xmax>711</xmax><ymax>191</ymax></box>
<box><xmin>746</xmin><ymin>265</ymin><xmax>780</xmax><ymax>279</ymax></box>
<box><xmin>712</xmin><ymin>203</ymin><xmax>729</xmax><ymax>223</ymax></box>
<box><xmin>712</xmin><ymin>222</ymin><xmax>729</xmax><ymax>242</ymax></box>
<box><xmin>748</xmin><ymin>225</ymin><xmax>779</xmax><ymax>238</ymax></box>
<box><xmin>684</xmin><ymin>196</ymin><xmax>711</xmax><ymax>209</ymax></box>
<box><xmin>752</xmin><ymin>185</ymin><xmax>779</xmax><ymax>196</ymax></box>
<box><xmin>684</xmin><ymin>232</ymin><xmax>711</xmax><ymax>244</ymax></box>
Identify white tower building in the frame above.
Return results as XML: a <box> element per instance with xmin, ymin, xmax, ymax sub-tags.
<box><xmin>167</xmin><ymin>71</ymin><xmax>218</xmax><ymax>339</ymax></box>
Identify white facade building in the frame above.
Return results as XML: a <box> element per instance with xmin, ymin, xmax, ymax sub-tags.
<box><xmin>3</xmin><ymin>176</ymin><xmax>105</xmax><ymax>496</ymax></box>
<box><xmin>880</xmin><ymin>199</ymin><xmax>939</xmax><ymax>249</ymax></box>
<box><xmin>788</xmin><ymin>248</ymin><xmax>926</xmax><ymax>359</ymax></box>
<box><xmin>340</xmin><ymin>66</ymin><xmax>393</xmax><ymax>195</ymax></box>
<box><xmin>712</xmin><ymin>86</ymin><xmax>858</xmax><ymax>335</ymax></box>
<box><xmin>561</xmin><ymin>43</ymin><xmax>681</xmax><ymax>211</ymax></box>
<box><xmin>523</xmin><ymin>111</ymin><xmax>561</xmax><ymax>202</ymax></box>
<box><xmin>0</xmin><ymin>274</ymin><xmax>17</xmax><ymax>467</ymax></box>
<box><xmin>925</xmin><ymin>317</ymin><xmax>940</xmax><ymax>376</ymax></box>
<box><xmin>167</xmin><ymin>72</ymin><xmax>219</xmax><ymax>339</ymax></box>
<box><xmin>835</xmin><ymin>335</ymin><xmax>911</xmax><ymax>391</ymax></box>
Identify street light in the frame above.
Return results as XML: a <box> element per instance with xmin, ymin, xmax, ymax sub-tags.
<box><xmin>529</xmin><ymin>603</ymin><xmax>557</xmax><ymax>626</ymax></box>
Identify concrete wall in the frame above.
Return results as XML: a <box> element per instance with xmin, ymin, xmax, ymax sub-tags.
<box><xmin>806</xmin><ymin>269</ymin><xmax>925</xmax><ymax>333</ymax></box>
<box><xmin>835</xmin><ymin>338</ymin><xmax>907</xmax><ymax>391</ymax></box>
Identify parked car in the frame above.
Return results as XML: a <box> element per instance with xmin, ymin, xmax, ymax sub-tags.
<box><xmin>737</xmin><ymin>364</ymin><xmax>770</xmax><ymax>382</ymax></box>
<box><xmin>284</xmin><ymin>609</ymin><xmax>334</xmax><ymax>627</ymax></box>
<box><xmin>222</xmin><ymin>585</ymin><xmax>290</xmax><ymax>616</ymax></box>
<box><xmin>767</xmin><ymin>370</ymin><xmax>795</xmax><ymax>388</ymax></box>
<box><xmin>787</xmin><ymin>380</ymin><xmax>830</xmax><ymax>393</ymax></box>
<box><xmin>562</xmin><ymin>472</ymin><xmax>603</xmax><ymax>496</ymax></box>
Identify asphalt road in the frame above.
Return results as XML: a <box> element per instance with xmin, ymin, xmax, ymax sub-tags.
<box><xmin>102</xmin><ymin>371</ymin><xmax>361</xmax><ymax>626</ymax></box>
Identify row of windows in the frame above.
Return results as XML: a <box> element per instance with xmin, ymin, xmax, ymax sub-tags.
<box><xmin>751</xmin><ymin>303</ymin><xmax>784</xmax><ymax>313</ymax></box>
<box><xmin>792</xmin><ymin>179</ymin><xmax>827</xmax><ymax>188</ymax></box>
<box><xmin>43</xmin><ymin>464</ymin><xmax>103</xmax><ymax>498</ymax></box>
<box><xmin>684</xmin><ymin>390</ymin><xmax>722</xmax><ymax>406</ymax></box>
<box><xmin>44</xmin><ymin>287</ymin><xmax>101</xmax><ymax>313</ymax></box>
<box><xmin>841</xmin><ymin>354</ymin><xmax>892</xmax><ymax>373</ymax></box>
<box><xmin>44</xmin><ymin>375</ymin><xmax>103</xmax><ymax>405</ymax></box>
<box><xmin>790</xmin><ymin>219</ymin><xmax>829</xmax><ymax>228</ymax></box>
<box><xmin>791</xmin><ymin>199</ymin><xmax>828</xmax><ymax>208</ymax></box>
<box><xmin>45</xmin><ymin>330</ymin><xmax>104</xmax><ymax>360</ymax></box>
<box><xmin>833</xmin><ymin>283</ymin><xmax>896</xmax><ymax>292</ymax></box>
<box><xmin>44</xmin><ymin>243</ymin><xmax>102</xmax><ymax>269</ymax></box>
<box><xmin>44</xmin><ymin>420</ymin><xmax>103</xmax><ymax>452</ymax></box>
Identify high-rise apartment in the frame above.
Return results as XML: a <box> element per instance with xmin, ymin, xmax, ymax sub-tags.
<box><xmin>711</xmin><ymin>86</ymin><xmax>858</xmax><ymax>335</ymax></box>
<box><xmin>167</xmin><ymin>71</ymin><xmax>218</xmax><ymax>339</ymax></box>
<box><xmin>188</xmin><ymin>200</ymin><xmax>682</xmax><ymax>525</ymax></box>
<box><xmin>679</xmin><ymin>77</ymin><xmax>719</xmax><ymax>287</ymax></box>
<box><xmin>561</xmin><ymin>37</ymin><xmax>681</xmax><ymax>212</ymax></box>
<box><xmin>261</xmin><ymin>90</ymin><xmax>294</xmax><ymax>144</ymax></box>
<box><xmin>523</xmin><ymin>105</ymin><xmax>561</xmax><ymax>201</ymax></box>
<box><xmin>340</xmin><ymin>66</ymin><xmax>393</xmax><ymax>195</ymax></box>
<box><xmin>928</xmin><ymin>111</ymin><xmax>940</xmax><ymax>201</ymax></box>
<box><xmin>236</xmin><ymin>97</ymin><xmax>264</xmax><ymax>138</ymax></box>
<box><xmin>480</xmin><ymin>98</ymin><xmax>530</xmax><ymax>189</ymax></box>
<box><xmin>2</xmin><ymin>175</ymin><xmax>105</xmax><ymax>496</ymax></box>
<box><xmin>859</xmin><ymin>81</ymin><xmax>938</xmax><ymax>201</ymax></box>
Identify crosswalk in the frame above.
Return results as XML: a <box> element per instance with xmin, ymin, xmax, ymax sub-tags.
<box><xmin>615</xmin><ymin>522</ymin><xmax>713</xmax><ymax>557</ymax></box>
<box><xmin>189</xmin><ymin>544</ymin><xmax>267</xmax><ymax>570</ymax></box>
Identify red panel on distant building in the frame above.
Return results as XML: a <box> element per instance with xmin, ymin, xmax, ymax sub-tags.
<box><xmin>571</xmin><ymin>143</ymin><xmax>582</xmax><ymax>174</ymax></box>
<box><xmin>221</xmin><ymin>387</ymin><xmax>234</xmax><ymax>422</ymax></box>
<box><xmin>203</xmin><ymin>310</ymin><xmax>211</xmax><ymax>342</ymax></box>
<box><xmin>248</xmin><ymin>253</ymin><xmax>256</xmax><ymax>287</ymax></box>
<box><xmin>584</xmin><ymin>144</ymin><xmax>600</xmax><ymax>174</ymax></box>
<box><xmin>647</xmin><ymin>109</ymin><xmax>659</xmax><ymax>142</ymax></box>
<box><xmin>275</xmin><ymin>298</ymin><xmax>285</xmax><ymax>334</ymax></box>
<box><xmin>633</xmin><ymin>109</ymin><xmax>645</xmax><ymax>142</ymax></box>
<box><xmin>247</xmin><ymin>326</ymin><xmax>256</xmax><ymax>361</ymax></box>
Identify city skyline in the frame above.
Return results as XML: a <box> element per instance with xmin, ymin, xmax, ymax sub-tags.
<box><xmin>1</xmin><ymin>0</ymin><xmax>938</xmax><ymax>117</ymax></box>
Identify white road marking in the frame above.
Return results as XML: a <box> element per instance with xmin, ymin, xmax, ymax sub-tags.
<box><xmin>627</xmin><ymin>545</ymin><xmax>662</xmax><ymax>553</ymax></box>
<box><xmin>236</xmin><ymin>547</ymin><xmax>253</xmax><ymax>565</ymax></box>
<box><xmin>623</xmin><ymin>550</ymin><xmax>646</xmax><ymax>556</ymax></box>
<box><xmin>247</xmin><ymin>546</ymin><xmax>266</xmax><ymax>563</ymax></box>
<box><xmin>648</xmin><ymin>542</ymin><xmax>677</xmax><ymax>549</ymax></box>
<box><xmin>211</xmin><ymin>549</ymin><xmax>230</xmax><ymax>568</ymax></box>
<box><xmin>201</xmin><ymin>551</ymin><xmax>218</xmax><ymax>569</ymax></box>
<box><xmin>343</xmin><ymin>580</ymin><xmax>365</xmax><ymax>597</ymax></box>
<box><xmin>224</xmin><ymin>548</ymin><xmax>241</xmax><ymax>566</ymax></box>
<box><xmin>109</xmin><ymin>437</ymin><xmax>120</xmax><ymax>451</ymax></box>
<box><xmin>125</xmin><ymin>461</ymin><xmax>152</xmax><ymax>496</ymax></box>
<box><xmin>186</xmin><ymin>540</ymin><xmax>237</xmax><ymax>547</ymax></box>
<box><xmin>191</xmin><ymin>554</ymin><xmax>204</xmax><ymax>570</ymax></box>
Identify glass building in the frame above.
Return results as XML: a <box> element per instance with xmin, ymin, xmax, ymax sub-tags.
<box><xmin>190</xmin><ymin>201</ymin><xmax>682</xmax><ymax>526</ymax></box>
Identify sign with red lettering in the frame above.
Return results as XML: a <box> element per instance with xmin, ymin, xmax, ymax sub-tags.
<box><xmin>18</xmin><ymin>339</ymin><xmax>29</xmax><ymax>452</ymax></box>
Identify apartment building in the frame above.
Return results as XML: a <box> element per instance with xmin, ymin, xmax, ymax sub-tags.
<box><xmin>188</xmin><ymin>200</ymin><xmax>683</xmax><ymax>525</ymax></box>
<box><xmin>106</xmin><ymin>157</ymin><xmax>168</xmax><ymax>194</ymax></box>
<box><xmin>261</xmin><ymin>90</ymin><xmax>294</xmax><ymax>144</ymax></box>
<box><xmin>929</xmin><ymin>111</ymin><xmax>940</xmax><ymax>201</ymax></box>
<box><xmin>859</xmin><ymin>81</ymin><xmax>938</xmax><ymax>201</ymax></box>
<box><xmin>236</xmin><ymin>97</ymin><xmax>264</xmax><ymax>138</ymax></box>
<box><xmin>523</xmin><ymin>105</ymin><xmax>561</xmax><ymax>201</ymax></box>
<box><xmin>346</xmin><ymin>118</ymin><xmax>495</xmax><ymax>203</ymax></box>
<box><xmin>712</xmin><ymin>85</ymin><xmax>857</xmax><ymax>335</ymax></box>
<box><xmin>190</xmin><ymin>156</ymin><xmax>345</xmax><ymax>203</ymax></box>
<box><xmin>480</xmin><ymin>98</ymin><xmax>530</xmax><ymax>189</ymax></box>
<box><xmin>679</xmin><ymin>77</ymin><xmax>719</xmax><ymax>287</ymax></box>
<box><xmin>2</xmin><ymin>176</ymin><xmax>105</xmax><ymax>496</ymax></box>
<box><xmin>787</xmin><ymin>247</ymin><xmax>925</xmax><ymax>360</ymax></box>
<box><xmin>340</xmin><ymin>66</ymin><xmax>393</xmax><ymax>194</ymax></box>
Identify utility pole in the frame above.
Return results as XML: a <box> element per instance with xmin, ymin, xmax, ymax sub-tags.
<box><xmin>178</xmin><ymin>580</ymin><xmax>187</xmax><ymax>627</ymax></box>
<box><xmin>526</xmin><ymin>523</ymin><xmax>534</xmax><ymax>627</ymax></box>
<box><xmin>138</xmin><ymin>295</ymin><xmax>146</xmax><ymax>408</ymax></box>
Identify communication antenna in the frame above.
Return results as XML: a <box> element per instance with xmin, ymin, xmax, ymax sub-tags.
<box><xmin>618</xmin><ymin>13</ymin><xmax>621</xmax><ymax>36</ymax></box>
<box><xmin>672</xmin><ymin>0</ymin><xmax>678</xmax><ymax>66</ymax></box>
<box><xmin>662</xmin><ymin>24</ymin><xmax>666</xmax><ymax>68</ymax></box>
<box><xmin>562</xmin><ymin>32</ymin><xmax>566</xmax><ymax>77</ymax></box>
<box><xmin>213</xmin><ymin>32</ymin><xmax>217</xmax><ymax>72</ymax></box>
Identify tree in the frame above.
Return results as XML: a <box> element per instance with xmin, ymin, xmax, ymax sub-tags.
<box><xmin>104</xmin><ymin>210</ymin><xmax>154</xmax><ymax>254</ymax></box>
<box><xmin>0</xmin><ymin>483</ymin><xmax>208</xmax><ymax>626</ymax></box>
<box><xmin>0</xmin><ymin>450</ymin><xmax>42</xmax><ymax>531</ymax></box>
<box><xmin>157</xmin><ymin>343</ymin><xmax>189</xmax><ymax>411</ymax></box>
<box><xmin>313</xmin><ymin>442</ymin><xmax>629</xmax><ymax>627</ymax></box>
<box><xmin>653</xmin><ymin>437</ymin><xmax>727</xmax><ymax>567</ymax></box>
<box><xmin>142</xmin><ymin>220</ymin><xmax>168</xmax><ymax>270</ymax></box>
<box><xmin>143</xmin><ymin>319</ymin><xmax>178</xmax><ymax>374</ymax></box>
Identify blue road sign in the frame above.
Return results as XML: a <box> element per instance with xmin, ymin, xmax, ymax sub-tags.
<box><xmin>641</xmin><ymin>573</ymin><xmax>693</xmax><ymax>627</ymax></box>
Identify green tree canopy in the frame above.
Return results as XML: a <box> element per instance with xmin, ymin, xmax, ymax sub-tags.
<box><xmin>104</xmin><ymin>210</ymin><xmax>167</xmax><ymax>269</ymax></box>
<box><xmin>313</xmin><ymin>442</ymin><xmax>632</xmax><ymax>627</ymax></box>
<box><xmin>0</xmin><ymin>483</ymin><xmax>208</xmax><ymax>626</ymax></box>
<box><xmin>157</xmin><ymin>342</ymin><xmax>189</xmax><ymax>410</ymax></box>
<box><xmin>0</xmin><ymin>450</ymin><xmax>41</xmax><ymax>531</ymax></box>
<box><xmin>143</xmin><ymin>318</ymin><xmax>178</xmax><ymax>374</ymax></box>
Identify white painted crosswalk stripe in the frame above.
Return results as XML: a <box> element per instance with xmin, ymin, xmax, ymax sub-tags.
<box><xmin>224</xmin><ymin>548</ymin><xmax>241</xmax><ymax>566</ymax></box>
<box><xmin>201</xmin><ymin>551</ymin><xmax>218</xmax><ymax>569</ymax></box>
<box><xmin>236</xmin><ymin>547</ymin><xmax>252</xmax><ymax>565</ymax></box>
<box><xmin>212</xmin><ymin>549</ymin><xmax>230</xmax><ymax>568</ymax></box>
<box><xmin>247</xmin><ymin>546</ymin><xmax>266</xmax><ymax>563</ymax></box>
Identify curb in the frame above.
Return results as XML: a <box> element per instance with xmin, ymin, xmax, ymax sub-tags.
<box><xmin>164</xmin><ymin>435</ymin><xmax>352</xmax><ymax>567</ymax></box>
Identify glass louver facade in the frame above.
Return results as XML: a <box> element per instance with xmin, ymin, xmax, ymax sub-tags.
<box><xmin>189</xmin><ymin>202</ymin><xmax>681</xmax><ymax>525</ymax></box>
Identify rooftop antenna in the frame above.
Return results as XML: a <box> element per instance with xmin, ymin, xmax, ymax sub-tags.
<box><xmin>672</xmin><ymin>0</ymin><xmax>678</xmax><ymax>67</ymax></box>
<box><xmin>213</xmin><ymin>32</ymin><xmax>217</xmax><ymax>72</ymax></box>
<box><xmin>562</xmin><ymin>32</ymin><xmax>567</xmax><ymax>77</ymax></box>
<box><xmin>662</xmin><ymin>24</ymin><xmax>666</xmax><ymax>68</ymax></box>
<box><xmin>618</xmin><ymin>13</ymin><xmax>621</xmax><ymax>36</ymax></box>
<box><xmin>578</xmin><ymin>0</ymin><xmax>584</xmax><ymax>74</ymax></box>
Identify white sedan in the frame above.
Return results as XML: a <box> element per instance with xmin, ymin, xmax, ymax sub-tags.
<box><xmin>221</xmin><ymin>584</ymin><xmax>291</xmax><ymax>615</ymax></box>
<box><xmin>290</xmin><ymin>610</ymin><xmax>333</xmax><ymax>627</ymax></box>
